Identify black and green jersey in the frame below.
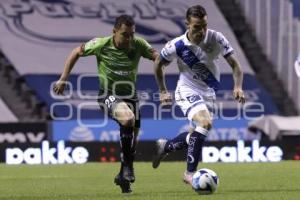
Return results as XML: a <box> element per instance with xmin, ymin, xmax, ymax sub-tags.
<box><xmin>82</xmin><ymin>36</ymin><xmax>153</xmax><ymax>96</ymax></box>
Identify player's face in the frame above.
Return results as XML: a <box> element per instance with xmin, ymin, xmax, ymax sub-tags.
<box><xmin>187</xmin><ymin>16</ymin><xmax>208</xmax><ymax>44</ymax></box>
<box><xmin>113</xmin><ymin>24</ymin><xmax>135</xmax><ymax>50</ymax></box>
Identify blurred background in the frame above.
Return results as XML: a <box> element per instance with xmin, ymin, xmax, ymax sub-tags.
<box><xmin>0</xmin><ymin>0</ymin><xmax>299</xmax><ymax>164</ymax></box>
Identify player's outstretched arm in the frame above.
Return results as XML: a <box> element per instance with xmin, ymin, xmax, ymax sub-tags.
<box><xmin>226</xmin><ymin>54</ymin><xmax>246</xmax><ymax>104</ymax></box>
<box><xmin>53</xmin><ymin>46</ymin><xmax>83</xmax><ymax>95</ymax></box>
<box><xmin>154</xmin><ymin>56</ymin><xmax>172</xmax><ymax>105</ymax></box>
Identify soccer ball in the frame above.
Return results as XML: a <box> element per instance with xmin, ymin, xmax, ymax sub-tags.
<box><xmin>191</xmin><ymin>168</ymin><xmax>219</xmax><ymax>194</ymax></box>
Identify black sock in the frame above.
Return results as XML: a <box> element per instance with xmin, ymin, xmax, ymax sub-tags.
<box><xmin>187</xmin><ymin>130</ymin><xmax>207</xmax><ymax>172</ymax></box>
<box><xmin>164</xmin><ymin>132</ymin><xmax>189</xmax><ymax>153</ymax></box>
<box><xmin>119</xmin><ymin>126</ymin><xmax>134</xmax><ymax>169</ymax></box>
<box><xmin>129</xmin><ymin>131</ymin><xmax>138</xmax><ymax>167</ymax></box>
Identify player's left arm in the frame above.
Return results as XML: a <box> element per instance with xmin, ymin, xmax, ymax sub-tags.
<box><xmin>217</xmin><ymin>31</ymin><xmax>245</xmax><ymax>104</ymax></box>
<box><xmin>136</xmin><ymin>37</ymin><xmax>159</xmax><ymax>61</ymax></box>
<box><xmin>225</xmin><ymin>54</ymin><xmax>246</xmax><ymax>104</ymax></box>
<box><xmin>150</xmin><ymin>49</ymin><xmax>159</xmax><ymax>61</ymax></box>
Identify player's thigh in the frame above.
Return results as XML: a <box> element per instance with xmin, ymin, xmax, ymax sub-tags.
<box><xmin>175</xmin><ymin>84</ymin><xmax>206</xmax><ymax>118</ymax></box>
<box><xmin>123</xmin><ymin>99</ymin><xmax>140</xmax><ymax>128</ymax></box>
<box><xmin>98</xmin><ymin>93</ymin><xmax>135</xmax><ymax>126</ymax></box>
<box><xmin>192</xmin><ymin>109</ymin><xmax>212</xmax><ymax>130</ymax></box>
<box><xmin>175</xmin><ymin>85</ymin><xmax>213</xmax><ymax>130</ymax></box>
<box><xmin>113</xmin><ymin>102</ymin><xmax>135</xmax><ymax>126</ymax></box>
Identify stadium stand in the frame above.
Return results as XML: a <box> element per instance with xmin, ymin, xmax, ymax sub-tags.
<box><xmin>0</xmin><ymin>97</ymin><xmax>18</xmax><ymax>122</ymax></box>
<box><xmin>216</xmin><ymin>0</ymin><xmax>299</xmax><ymax>115</ymax></box>
<box><xmin>0</xmin><ymin>51</ymin><xmax>48</xmax><ymax>121</ymax></box>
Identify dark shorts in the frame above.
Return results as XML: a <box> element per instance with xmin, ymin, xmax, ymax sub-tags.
<box><xmin>97</xmin><ymin>91</ymin><xmax>141</xmax><ymax>128</ymax></box>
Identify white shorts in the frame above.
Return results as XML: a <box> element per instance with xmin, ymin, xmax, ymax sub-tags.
<box><xmin>175</xmin><ymin>83</ymin><xmax>216</xmax><ymax>121</ymax></box>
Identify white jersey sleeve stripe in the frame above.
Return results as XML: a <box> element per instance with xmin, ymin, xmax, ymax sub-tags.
<box><xmin>160</xmin><ymin>41</ymin><xmax>177</xmax><ymax>62</ymax></box>
<box><xmin>216</xmin><ymin>32</ymin><xmax>234</xmax><ymax>57</ymax></box>
<box><xmin>160</xmin><ymin>50</ymin><xmax>171</xmax><ymax>62</ymax></box>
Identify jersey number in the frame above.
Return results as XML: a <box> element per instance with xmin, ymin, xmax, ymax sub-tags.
<box><xmin>104</xmin><ymin>95</ymin><xmax>116</xmax><ymax>109</ymax></box>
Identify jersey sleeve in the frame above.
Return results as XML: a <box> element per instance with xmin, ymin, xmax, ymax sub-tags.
<box><xmin>135</xmin><ymin>37</ymin><xmax>155</xmax><ymax>60</ymax></box>
<box><xmin>216</xmin><ymin>32</ymin><xmax>234</xmax><ymax>58</ymax></box>
<box><xmin>82</xmin><ymin>38</ymin><xmax>103</xmax><ymax>57</ymax></box>
<box><xmin>160</xmin><ymin>40</ymin><xmax>177</xmax><ymax>62</ymax></box>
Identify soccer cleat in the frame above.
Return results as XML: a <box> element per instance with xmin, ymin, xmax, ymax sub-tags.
<box><xmin>183</xmin><ymin>171</ymin><xmax>194</xmax><ymax>185</ymax></box>
<box><xmin>114</xmin><ymin>174</ymin><xmax>132</xmax><ymax>193</ymax></box>
<box><xmin>122</xmin><ymin>165</ymin><xmax>135</xmax><ymax>183</ymax></box>
<box><xmin>152</xmin><ymin>139</ymin><xmax>168</xmax><ymax>169</ymax></box>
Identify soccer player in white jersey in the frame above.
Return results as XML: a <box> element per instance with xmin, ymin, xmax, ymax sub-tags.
<box><xmin>295</xmin><ymin>53</ymin><xmax>300</xmax><ymax>77</ymax></box>
<box><xmin>152</xmin><ymin>5</ymin><xmax>246</xmax><ymax>185</ymax></box>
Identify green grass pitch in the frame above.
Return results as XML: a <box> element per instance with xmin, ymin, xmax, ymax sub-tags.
<box><xmin>0</xmin><ymin>161</ymin><xmax>299</xmax><ymax>200</ymax></box>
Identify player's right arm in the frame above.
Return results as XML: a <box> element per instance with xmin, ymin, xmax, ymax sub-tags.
<box><xmin>154</xmin><ymin>56</ymin><xmax>171</xmax><ymax>105</ymax></box>
<box><xmin>53</xmin><ymin>45</ymin><xmax>84</xmax><ymax>95</ymax></box>
<box><xmin>53</xmin><ymin>38</ymin><xmax>102</xmax><ymax>95</ymax></box>
<box><xmin>154</xmin><ymin>41</ymin><xmax>176</xmax><ymax>105</ymax></box>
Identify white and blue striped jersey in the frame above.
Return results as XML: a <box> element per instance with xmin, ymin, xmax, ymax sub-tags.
<box><xmin>295</xmin><ymin>53</ymin><xmax>300</xmax><ymax>77</ymax></box>
<box><xmin>160</xmin><ymin>29</ymin><xmax>234</xmax><ymax>91</ymax></box>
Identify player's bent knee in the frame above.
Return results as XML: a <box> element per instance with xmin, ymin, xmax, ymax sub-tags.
<box><xmin>192</xmin><ymin>109</ymin><xmax>212</xmax><ymax>130</ymax></box>
<box><xmin>193</xmin><ymin>118</ymin><xmax>212</xmax><ymax>131</ymax></box>
<box><xmin>114</xmin><ymin>104</ymin><xmax>135</xmax><ymax>127</ymax></box>
<box><xmin>120</xmin><ymin>114</ymin><xmax>135</xmax><ymax>127</ymax></box>
<box><xmin>194</xmin><ymin>126</ymin><xmax>209</xmax><ymax>136</ymax></box>
<box><xmin>201</xmin><ymin>120</ymin><xmax>212</xmax><ymax>130</ymax></box>
<box><xmin>186</xmin><ymin>126</ymin><xmax>208</xmax><ymax>143</ymax></box>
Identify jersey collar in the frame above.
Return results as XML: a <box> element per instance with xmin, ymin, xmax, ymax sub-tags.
<box><xmin>183</xmin><ymin>30</ymin><xmax>208</xmax><ymax>46</ymax></box>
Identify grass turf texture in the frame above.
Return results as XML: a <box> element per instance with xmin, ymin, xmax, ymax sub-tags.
<box><xmin>0</xmin><ymin>161</ymin><xmax>299</xmax><ymax>200</ymax></box>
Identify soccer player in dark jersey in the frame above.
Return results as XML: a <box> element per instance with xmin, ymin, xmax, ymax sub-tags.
<box><xmin>53</xmin><ymin>15</ymin><xmax>158</xmax><ymax>193</ymax></box>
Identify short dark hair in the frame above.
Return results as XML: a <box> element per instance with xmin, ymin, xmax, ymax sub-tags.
<box><xmin>114</xmin><ymin>14</ymin><xmax>135</xmax><ymax>29</ymax></box>
<box><xmin>186</xmin><ymin>5</ymin><xmax>207</xmax><ymax>21</ymax></box>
